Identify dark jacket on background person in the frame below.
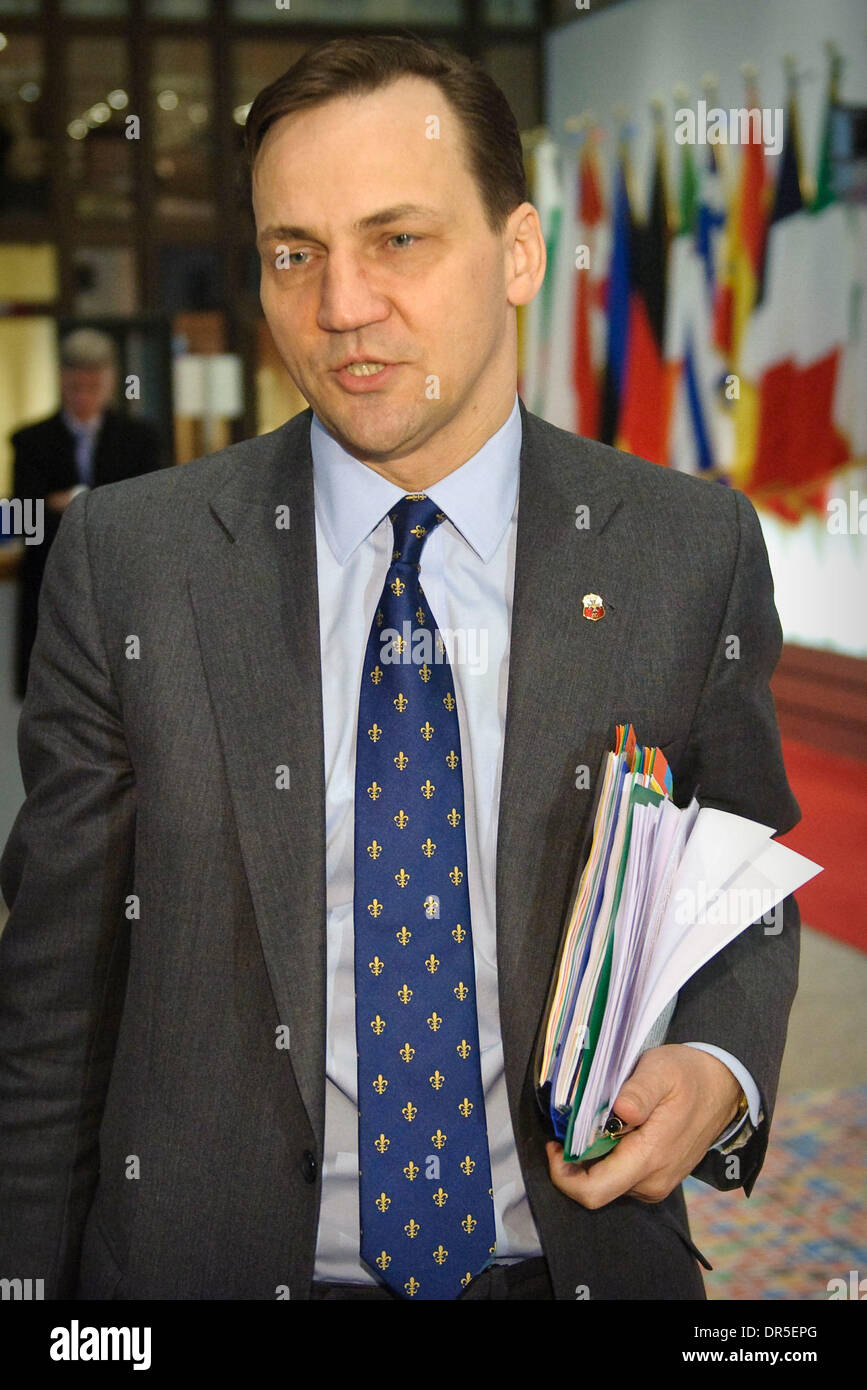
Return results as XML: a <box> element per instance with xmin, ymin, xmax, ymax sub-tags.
<box><xmin>11</xmin><ymin>407</ymin><xmax>162</xmax><ymax>699</ymax></box>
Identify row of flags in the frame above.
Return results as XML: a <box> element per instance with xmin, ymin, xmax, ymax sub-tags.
<box><xmin>518</xmin><ymin>57</ymin><xmax>867</xmax><ymax>520</ymax></box>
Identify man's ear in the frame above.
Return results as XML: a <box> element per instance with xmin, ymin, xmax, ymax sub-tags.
<box><xmin>505</xmin><ymin>202</ymin><xmax>547</xmax><ymax>308</ymax></box>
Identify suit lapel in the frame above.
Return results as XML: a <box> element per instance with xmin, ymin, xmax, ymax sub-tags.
<box><xmin>187</xmin><ymin>409</ymin><xmax>328</xmax><ymax>1144</ymax></box>
<box><xmin>496</xmin><ymin>403</ymin><xmax>639</xmax><ymax>1117</ymax></box>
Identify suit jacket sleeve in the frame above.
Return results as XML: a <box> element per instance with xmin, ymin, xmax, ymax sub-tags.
<box><xmin>0</xmin><ymin>490</ymin><xmax>134</xmax><ymax>1297</ymax></box>
<box><xmin>664</xmin><ymin>485</ymin><xmax>801</xmax><ymax>1196</ymax></box>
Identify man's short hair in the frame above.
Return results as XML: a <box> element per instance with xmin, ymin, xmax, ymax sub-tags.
<box><xmin>59</xmin><ymin>328</ymin><xmax>116</xmax><ymax>371</ymax></box>
<box><xmin>244</xmin><ymin>33</ymin><xmax>529</xmax><ymax>233</ymax></box>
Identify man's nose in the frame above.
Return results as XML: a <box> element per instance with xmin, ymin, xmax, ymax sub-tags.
<box><xmin>316</xmin><ymin>247</ymin><xmax>390</xmax><ymax>334</ymax></box>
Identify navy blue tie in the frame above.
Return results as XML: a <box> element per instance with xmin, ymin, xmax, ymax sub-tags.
<box><xmin>354</xmin><ymin>494</ymin><xmax>497</xmax><ymax>1299</ymax></box>
<box><xmin>71</xmin><ymin>420</ymin><xmax>95</xmax><ymax>487</ymax></box>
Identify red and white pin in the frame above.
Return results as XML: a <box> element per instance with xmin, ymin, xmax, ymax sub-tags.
<box><xmin>582</xmin><ymin>592</ymin><xmax>606</xmax><ymax>622</ymax></box>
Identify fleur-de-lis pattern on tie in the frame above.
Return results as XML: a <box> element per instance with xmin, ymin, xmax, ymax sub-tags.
<box><xmin>354</xmin><ymin>494</ymin><xmax>496</xmax><ymax>1299</ymax></box>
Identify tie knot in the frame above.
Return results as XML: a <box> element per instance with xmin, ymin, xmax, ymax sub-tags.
<box><xmin>388</xmin><ymin>494</ymin><xmax>445</xmax><ymax>569</ymax></box>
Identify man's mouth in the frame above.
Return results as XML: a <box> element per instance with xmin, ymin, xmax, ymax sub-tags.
<box><xmin>342</xmin><ymin>362</ymin><xmax>389</xmax><ymax>377</ymax></box>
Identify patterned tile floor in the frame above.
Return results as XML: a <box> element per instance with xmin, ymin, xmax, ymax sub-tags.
<box><xmin>685</xmin><ymin>1085</ymin><xmax>867</xmax><ymax>1299</ymax></box>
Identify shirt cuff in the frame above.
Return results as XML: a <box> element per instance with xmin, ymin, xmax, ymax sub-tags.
<box><xmin>683</xmin><ymin>1042</ymin><xmax>763</xmax><ymax>1150</ymax></box>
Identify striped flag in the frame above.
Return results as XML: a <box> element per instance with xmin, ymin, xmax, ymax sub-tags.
<box><xmin>665</xmin><ymin>139</ymin><xmax>722</xmax><ymax>475</ymax></box>
<box><xmin>695</xmin><ymin>140</ymin><xmax>727</xmax><ymax>293</ymax></box>
<box><xmin>541</xmin><ymin>136</ymin><xmax>608</xmax><ymax>436</ymax></box>
<box><xmin>616</xmin><ymin>120</ymin><xmax>676</xmax><ymax>464</ymax></box>
<box><xmin>741</xmin><ymin>85</ymin><xmax>851</xmax><ymax>514</ymax></box>
<box><xmin>572</xmin><ymin>139</ymin><xmax>608</xmax><ymax>438</ymax></box>
<box><xmin>712</xmin><ymin>82</ymin><xmax>770</xmax><ymax>488</ymax></box>
<box><xmin>599</xmin><ymin>145</ymin><xmax>634</xmax><ymax>446</ymax></box>
<box><xmin>822</xmin><ymin>58</ymin><xmax>867</xmax><ymax>473</ymax></box>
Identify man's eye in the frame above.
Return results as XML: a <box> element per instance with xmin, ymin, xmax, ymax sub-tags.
<box><xmin>388</xmin><ymin>233</ymin><xmax>417</xmax><ymax>249</ymax></box>
<box><xmin>269</xmin><ymin>247</ymin><xmax>310</xmax><ymax>268</ymax></box>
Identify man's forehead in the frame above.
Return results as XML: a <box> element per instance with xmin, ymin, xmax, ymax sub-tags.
<box><xmin>258</xmin><ymin>74</ymin><xmax>459</xmax><ymax>147</ymax></box>
<box><xmin>253</xmin><ymin>159</ymin><xmax>473</xmax><ymax>241</ymax></box>
<box><xmin>252</xmin><ymin>78</ymin><xmax>472</xmax><ymax>200</ymax></box>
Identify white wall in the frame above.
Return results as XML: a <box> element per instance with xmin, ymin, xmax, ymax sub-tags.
<box><xmin>545</xmin><ymin>0</ymin><xmax>867</xmax><ymax>658</ymax></box>
<box><xmin>546</xmin><ymin>0</ymin><xmax>867</xmax><ymax>202</ymax></box>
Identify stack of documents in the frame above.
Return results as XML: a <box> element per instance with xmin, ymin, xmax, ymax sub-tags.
<box><xmin>535</xmin><ymin>724</ymin><xmax>822</xmax><ymax>1163</ymax></box>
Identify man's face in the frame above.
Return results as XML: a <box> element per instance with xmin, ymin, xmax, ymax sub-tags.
<box><xmin>61</xmin><ymin>365</ymin><xmax>114</xmax><ymax>423</ymax></box>
<box><xmin>252</xmin><ymin>76</ymin><xmax>536</xmax><ymax>468</ymax></box>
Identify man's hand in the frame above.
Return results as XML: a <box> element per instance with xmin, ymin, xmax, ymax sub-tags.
<box><xmin>45</xmin><ymin>488</ymin><xmax>79</xmax><ymax>513</ymax></box>
<box><xmin>545</xmin><ymin>1044</ymin><xmax>743</xmax><ymax>1209</ymax></box>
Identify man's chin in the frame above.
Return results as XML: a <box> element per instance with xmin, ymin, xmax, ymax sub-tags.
<box><xmin>310</xmin><ymin>391</ymin><xmax>434</xmax><ymax>464</ymax></box>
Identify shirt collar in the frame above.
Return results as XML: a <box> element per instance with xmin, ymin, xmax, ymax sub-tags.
<box><xmin>311</xmin><ymin>392</ymin><xmax>521</xmax><ymax>566</ymax></box>
<box><xmin>62</xmin><ymin>408</ymin><xmax>103</xmax><ymax>437</ymax></box>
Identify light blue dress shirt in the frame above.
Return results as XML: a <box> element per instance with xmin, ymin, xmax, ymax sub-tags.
<box><xmin>310</xmin><ymin>392</ymin><xmax>759</xmax><ymax>1284</ymax></box>
<box><xmin>62</xmin><ymin>408</ymin><xmax>102</xmax><ymax>489</ymax></box>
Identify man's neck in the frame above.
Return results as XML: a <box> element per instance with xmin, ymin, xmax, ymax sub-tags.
<box><xmin>329</xmin><ymin>391</ymin><xmax>517</xmax><ymax>492</ymax></box>
<box><xmin>63</xmin><ymin>407</ymin><xmax>104</xmax><ymax>430</ymax></box>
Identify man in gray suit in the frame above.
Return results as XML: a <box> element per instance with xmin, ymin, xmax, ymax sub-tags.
<box><xmin>0</xmin><ymin>36</ymin><xmax>800</xmax><ymax>1301</ymax></box>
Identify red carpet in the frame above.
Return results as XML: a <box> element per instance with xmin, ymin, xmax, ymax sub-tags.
<box><xmin>775</xmin><ymin>738</ymin><xmax>867</xmax><ymax>953</ymax></box>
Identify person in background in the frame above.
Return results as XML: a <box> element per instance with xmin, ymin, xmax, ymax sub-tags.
<box><xmin>11</xmin><ymin>327</ymin><xmax>163</xmax><ymax>700</ymax></box>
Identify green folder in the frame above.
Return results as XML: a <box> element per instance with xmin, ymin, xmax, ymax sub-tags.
<box><xmin>563</xmin><ymin>781</ymin><xmax>665</xmax><ymax>1161</ymax></box>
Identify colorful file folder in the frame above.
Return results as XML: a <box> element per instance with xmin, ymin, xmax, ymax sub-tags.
<box><xmin>535</xmin><ymin>725</ymin><xmax>822</xmax><ymax>1163</ymax></box>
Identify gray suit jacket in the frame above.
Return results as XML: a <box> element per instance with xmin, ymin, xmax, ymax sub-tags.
<box><xmin>0</xmin><ymin>400</ymin><xmax>800</xmax><ymax>1300</ymax></box>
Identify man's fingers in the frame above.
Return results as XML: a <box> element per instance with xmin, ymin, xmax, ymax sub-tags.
<box><xmin>606</xmin><ymin>1090</ymin><xmax>650</xmax><ymax>1133</ymax></box>
<box><xmin>546</xmin><ymin>1127</ymin><xmax>669</xmax><ymax>1209</ymax></box>
<box><xmin>609</xmin><ymin>1049</ymin><xmax>673</xmax><ymax>1129</ymax></box>
<box><xmin>545</xmin><ymin>1047</ymin><xmax>745</xmax><ymax>1210</ymax></box>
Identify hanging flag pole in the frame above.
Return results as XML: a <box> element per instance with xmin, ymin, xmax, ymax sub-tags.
<box><xmin>813</xmin><ymin>41</ymin><xmax>842</xmax><ymax>213</ymax></box>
